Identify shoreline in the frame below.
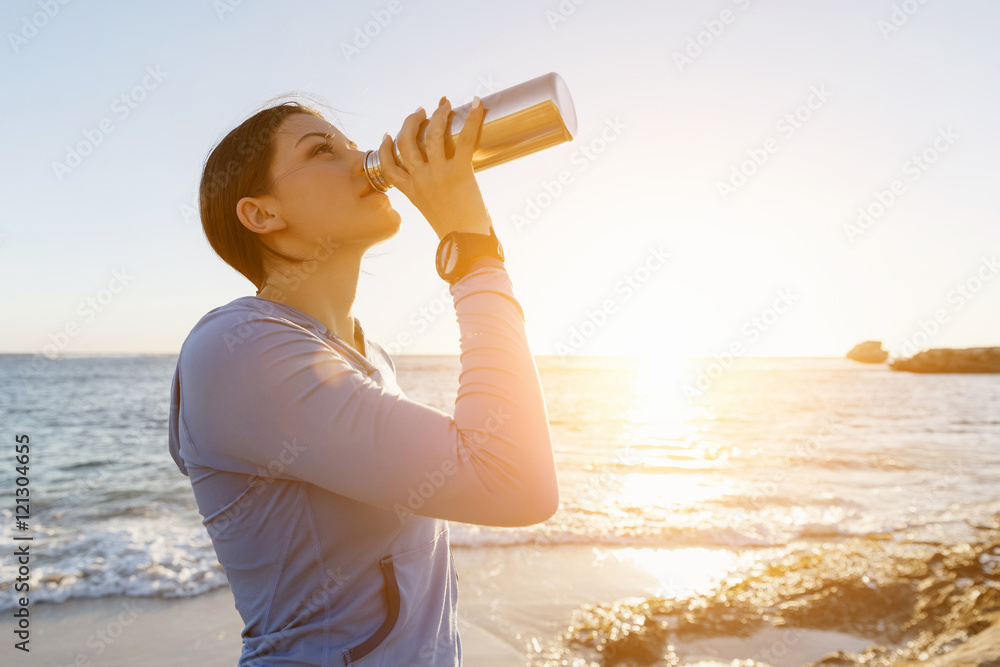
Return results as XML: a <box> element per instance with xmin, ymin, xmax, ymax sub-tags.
<box><xmin>12</xmin><ymin>543</ymin><xmax>1000</xmax><ymax>666</ymax></box>
<box><xmin>20</xmin><ymin>544</ymin><xmax>653</xmax><ymax>666</ymax></box>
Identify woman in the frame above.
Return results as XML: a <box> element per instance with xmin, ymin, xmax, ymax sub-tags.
<box><xmin>167</xmin><ymin>93</ymin><xmax>558</xmax><ymax>665</ymax></box>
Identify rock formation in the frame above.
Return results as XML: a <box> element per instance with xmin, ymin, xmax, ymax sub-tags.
<box><xmin>890</xmin><ymin>347</ymin><xmax>1000</xmax><ymax>373</ymax></box>
<box><xmin>846</xmin><ymin>341</ymin><xmax>888</xmax><ymax>363</ymax></box>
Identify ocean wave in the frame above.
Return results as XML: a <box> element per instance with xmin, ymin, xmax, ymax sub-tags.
<box><xmin>0</xmin><ymin>518</ymin><xmax>227</xmax><ymax>612</ymax></box>
<box><xmin>5</xmin><ymin>498</ymin><xmax>996</xmax><ymax>613</ymax></box>
<box><xmin>0</xmin><ymin>513</ymin><xmax>904</xmax><ymax>612</ymax></box>
<box><xmin>447</xmin><ymin>517</ymin><xmax>884</xmax><ymax>550</ymax></box>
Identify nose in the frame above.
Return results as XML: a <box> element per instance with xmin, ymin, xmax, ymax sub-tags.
<box><xmin>352</xmin><ymin>149</ymin><xmax>368</xmax><ymax>182</ymax></box>
<box><xmin>352</xmin><ymin>147</ymin><xmax>367</xmax><ymax>176</ymax></box>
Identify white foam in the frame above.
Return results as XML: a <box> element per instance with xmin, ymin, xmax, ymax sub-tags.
<box><xmin>0</xmin><ymin>516</ymin><xmax>227</xmax><ymax>611</ymax></box>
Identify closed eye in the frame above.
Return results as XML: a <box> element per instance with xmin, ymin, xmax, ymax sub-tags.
<box><xmin>313</xmin><ymin>141</ymin><xmax>335</xmax><ymax>156</ymax></box>
<box><xmin>312</xmin><ymin>138</ymin><xmax>359</xmax><ymax>156</ymax></box>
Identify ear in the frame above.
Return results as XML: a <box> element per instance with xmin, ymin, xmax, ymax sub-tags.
<box><xmin>236</xmin><ymin>195</ymin><xmax>287</xmax><ymax>236</ymax></box>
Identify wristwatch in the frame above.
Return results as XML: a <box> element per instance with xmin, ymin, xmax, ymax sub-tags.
<box><xmin>435</xmin><ymin>225</ymin><xmax>504</xmax><ymax>285</ymax></box>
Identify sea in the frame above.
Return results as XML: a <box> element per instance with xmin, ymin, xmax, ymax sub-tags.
<box><xmin>1</xmin><ymin>354</ymin><xmax>999</xmax><ymax>666</ymax></box>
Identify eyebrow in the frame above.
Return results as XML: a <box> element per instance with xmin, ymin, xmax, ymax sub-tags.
<box><xmin>294</xmin><ymin>132</ymin><xmax>358</xmax><ymax>150</ymax></box>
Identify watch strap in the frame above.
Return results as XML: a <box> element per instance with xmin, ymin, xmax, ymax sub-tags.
<box><xmin>437</xmin><ymin>226</ymin><xmax>504</xmax><ymax>284</ymax></box>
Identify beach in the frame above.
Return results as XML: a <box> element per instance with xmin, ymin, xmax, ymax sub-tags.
<box><xmin>24</xmin><ymin>545</ymin><xmax>651</xmax><ymax>666</ymax></box>
<box><xmin>22</xmin><ymin>541</ymin><xmax>1000</xmax><ymax>666</ymax></box>
<box><xmin>22</xmin><ymin>545</ymin><xmax>618</xmax><ymax>666</ymax></box>
<box><xmin>5</xmin><ymin>0</ymin><xmax>999</xmax><ymax>663</ymax></box>
<box><xmin>3</xmin><ymin>354</ymin><xmax>1000</xmax><ymax>665</ymax></box>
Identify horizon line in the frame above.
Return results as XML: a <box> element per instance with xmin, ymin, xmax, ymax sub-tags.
<box><xmin>0</xmin><ymin>351</ymin><xmax>982</xmax><ymax>360</ymax></box>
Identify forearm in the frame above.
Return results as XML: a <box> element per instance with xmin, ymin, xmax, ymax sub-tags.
<box><xmin>446</xmin><ymin>261</ymin><xmax>559</xmax><ymax>525</ymax></box>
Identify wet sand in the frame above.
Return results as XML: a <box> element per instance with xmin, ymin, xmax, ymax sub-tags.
<box><xmin>24</xmin><ymin>580</ymin><xmax>523</xmax><ymax>666</ymax></box>
<box><xmin>21</xmin><ymin>545</ymin><xmax>641</xmax><ymax>666</ymax></box>
<box><xmin>16</xmin><ymin>543</ymin><xmax>1000</xmax><ymax>666</ymax></box>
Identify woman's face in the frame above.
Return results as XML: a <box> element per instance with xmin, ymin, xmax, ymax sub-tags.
<box><xmin>263</xmin><ymin>112</ymin><xmax>400</xmax><ymax>253</ymax></box>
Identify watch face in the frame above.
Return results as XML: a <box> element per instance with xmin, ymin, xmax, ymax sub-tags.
<box><xmin>442</xmin><ymin>240</ymin><xmax>460</xmax><ymax>275</ymax></box>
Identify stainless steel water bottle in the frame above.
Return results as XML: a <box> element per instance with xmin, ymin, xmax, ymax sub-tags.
<box><xmin>363</xmin><ymin>71</ymin><xmax>578</xmax><ymax>192</ymax></box>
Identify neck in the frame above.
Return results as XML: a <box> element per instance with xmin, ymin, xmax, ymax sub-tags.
<box><xmin>257</xmin><ymin>246</ymin><xmax>366</xmax><ymax>351</ymax></box>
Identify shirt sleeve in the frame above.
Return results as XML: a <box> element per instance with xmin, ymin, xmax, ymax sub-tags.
<box><xmin>175</xmin><ymin>261</ymin><xmax>558</xmax><ymax>527</ymax></box>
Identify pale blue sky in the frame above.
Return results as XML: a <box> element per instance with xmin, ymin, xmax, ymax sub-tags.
<box><xmin>2</xmin><ymin>0</ymin><xmax>998</xmax><ymax>359</ymax></box>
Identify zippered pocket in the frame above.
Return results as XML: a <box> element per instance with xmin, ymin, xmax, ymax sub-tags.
<box><xmin>341</xmin><ymin>531</ymin><xmax>445</xmax><ymax>664</ymax></box>
<box><xmin>341</xmin><ymin>555</ymin><xmax>400</xmax><ymax>664</ymax></box>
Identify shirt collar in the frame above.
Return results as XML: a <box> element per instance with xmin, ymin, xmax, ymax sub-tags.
<box><xmin>233</xmin><ymin>296</ymin><xmax>367</xmax><ymax>360</ymax></box>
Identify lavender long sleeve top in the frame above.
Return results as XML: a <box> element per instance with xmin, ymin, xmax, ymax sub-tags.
<box><xmin>167</xmin><ymin>258</ymin><xmax>558</xmax><ymax>665</ymax></box>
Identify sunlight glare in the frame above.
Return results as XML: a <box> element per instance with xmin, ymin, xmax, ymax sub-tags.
<box><xmin>598</xmin><ymin>546</ymin><xmax>737</xmax><ymax>599</ymax></box>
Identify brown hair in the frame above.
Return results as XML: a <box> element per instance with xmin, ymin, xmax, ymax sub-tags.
<box><xmin>199</xmin><ymin>100</ymin><xmax>325</xmax><ymax>290</ymax></box>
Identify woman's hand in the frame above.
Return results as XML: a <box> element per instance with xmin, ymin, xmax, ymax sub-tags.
<box><xmin>376</xmin><ymin>95</ymin><xmax>493</xmax><ymax>240</ymax></box>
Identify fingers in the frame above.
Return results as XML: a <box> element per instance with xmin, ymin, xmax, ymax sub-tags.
<box><xmin>454</xmin><ymin>96</ymin><xmax>485</xmax><ymax>166</ymax></box>
<box><xmin>376</xmin><ymin>132</ymin><xmax>408</xmax><ymax>192</ymax></box>
<box><xmin>423</xmin><ymin>96</ymin><xmax>452</xmax><ymax>165</ymax></box>
<box><xmin>385</xmin><ymin>93</ymin><xmax>483</xmax><ymax>200</ymax></box>
<box><xmin>395</xmin><ymin>106</ymin><xmax>427</xmax><ymax>170</ymax></box>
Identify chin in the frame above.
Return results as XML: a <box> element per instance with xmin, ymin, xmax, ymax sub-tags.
<box><xmin>369</xmin><ymin>209</ymin><xmax>402</xmax><ymax>244</ymax></box>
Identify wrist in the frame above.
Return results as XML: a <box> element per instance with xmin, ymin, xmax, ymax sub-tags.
<box><xmin>435</xmin><ymin>211</ymin><xmax>492</xmax><ymax>241</ymax></box>
<box><xmin>437</xmin><ymin>226</ymin><xmax>491</xmax><ymax>242</ymax></box>
<box><xmin>465</xmin><ymin>257</ymin><xmax>505</xmax><ymax>274</ymax></box>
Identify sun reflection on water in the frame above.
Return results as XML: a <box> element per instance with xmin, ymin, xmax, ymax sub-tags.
<box><xmin>614</xmin><ymin>355</ymin><xmax>733</xmax><ymax>509</ymax></box>
<box><xmin>595</xmin><ymin>546</ymin><xmax>738</xmax><ymax>599</ymax></box>
<box><xmin>621</xmin><ymin>354</ymin><xmax>707</xmax><ymax>449</ymax></box>
<box><xmin>615</xmin><ymin>472</ymin><xmax>735</xmax><ymax>510</ymax></box>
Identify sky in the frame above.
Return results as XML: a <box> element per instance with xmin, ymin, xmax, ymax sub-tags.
<box><xmin>1</xmin><ymin>0</ymin><xmax>998</xmax><ymax>359</ymax></box>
